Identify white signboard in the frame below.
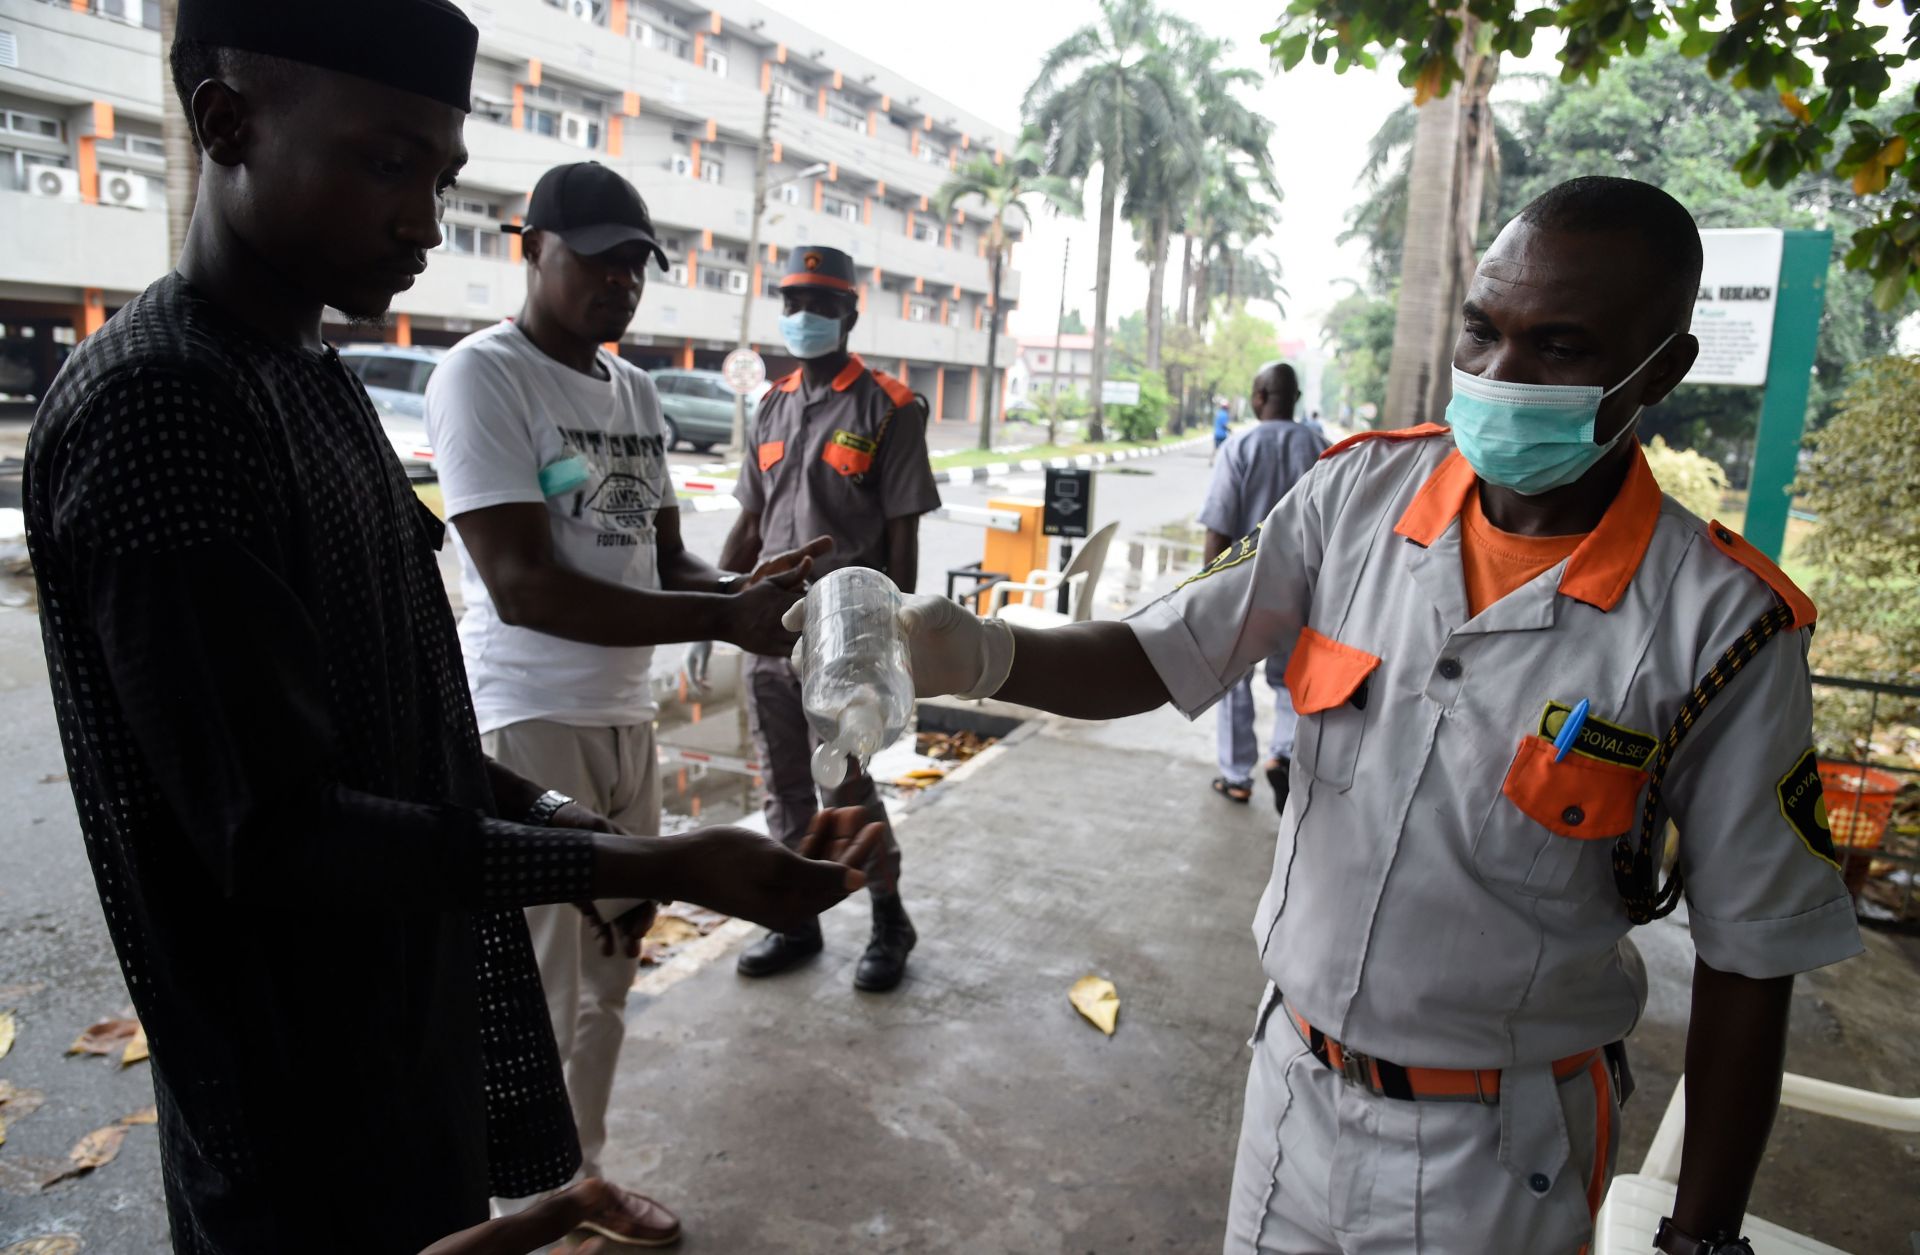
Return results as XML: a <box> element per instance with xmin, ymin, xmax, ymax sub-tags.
<box><xmin>1100</xmin><ymin>379</ymin><xmax>1141</xmax><ymax>405</ymax></box>
<box><xmin>1691</xmin><ymin>228</ymin><xmax>1785</xmax><ymax>387</ymax></box>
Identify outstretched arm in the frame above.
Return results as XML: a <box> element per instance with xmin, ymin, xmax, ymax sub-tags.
<box><xmin>995</xmin><ymin>621</ymin><xmax>1170</xmax><ymax>720</ymax></box>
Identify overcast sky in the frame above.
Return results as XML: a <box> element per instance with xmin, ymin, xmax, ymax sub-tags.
<box><xmin>769</xmin><ymin>0</ymin><xmax>1416</xmax><ymax>347</ymax></box>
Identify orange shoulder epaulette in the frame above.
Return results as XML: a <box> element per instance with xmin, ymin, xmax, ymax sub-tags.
<box><xmin>869</xmin><ymin>368</ymin><xmax>917</xmax><ymax>410</ymax></box>
<box><xmin>1704</xmin><ymin>519</ymin><xmax>1817</xmax><ymax>630</ymax></box>
<box><xmin>1318</xmin><ymin>421</ymin><xmax>1450</xmax><ymax>461</ymax></box>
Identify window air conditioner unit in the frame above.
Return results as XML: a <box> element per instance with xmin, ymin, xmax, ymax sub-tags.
<box><xmin>561</xmin><ymin>111</ymin><xmax>593</xmax><ymax>148</ymax></box>
<box><xmin>568</xmin><ymin>0</ymin><xmax>599</xmax><ymax>22</ymax></box>
<box><xmin>669</xmin><ymin>154</ymin><xmax>693</xmax><ymax>176</ymax></box>
<box><xmin>726</xmin><ymin>270</ymin><xmax>749</xmax><ymax>295</ymax></box>
<box><xmin>669</xmin><ymin>264</ymin><xmax>689</xmax><ymax>286</ymax></box>
<box><xmin>30</xmin><ymin>166</ymin><xmax>80</xmax><ymax>201</ymax></box>
<box><xmin>100</xmin><ymin>170</ymin><xmax>149</xmax><ymax>209</ymax></box>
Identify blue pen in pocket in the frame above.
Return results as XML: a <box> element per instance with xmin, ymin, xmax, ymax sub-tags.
<box><xmin>1552</xmin><ymin>698</ymin><xmax>1591</xmax><ymax>763</ymax></box>
<box><xmin>538</xmin><ymin>453</ymin><xmax>590</xmax><ymax>498</ymax></box>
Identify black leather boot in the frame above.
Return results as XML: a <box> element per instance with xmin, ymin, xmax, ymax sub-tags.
<box><xmin>735</xmin><ymin>918</ymin><xmax>823</xmax><ymax>977</ymax></box>
<box><xmin>854</xmin><ymin>895</ymin><xmax>917</xmax><ymax>992</ymax></box>
<box><xmin>1265</xmin><ymin>757</ymin><xmax>1292</xmax><ymax>817</ymax></box>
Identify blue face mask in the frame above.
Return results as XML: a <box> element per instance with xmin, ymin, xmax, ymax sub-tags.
<box><xmin>779</xmin><ymin>310</ymin><xmax>845</xmax><ymax>360</ymax></box>
<box><xmin>1446</xmin><ymin>334</ymin><xmax>1676</xmax><ymax>496</ymax></box>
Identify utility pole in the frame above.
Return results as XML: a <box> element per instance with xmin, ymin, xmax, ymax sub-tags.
<box><xmin>730</xmin><ymin>86</ymin><xmax>776</xmax><ymax>456</ymax></box>
<box><xmin>1046</xmin><ymin>238</ymin><xmax>1070</xmax><ymax>446</ymax></box>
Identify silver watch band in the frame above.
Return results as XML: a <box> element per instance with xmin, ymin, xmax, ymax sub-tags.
<box><xmin>525</xmin><ymin>789</ymin><xmax>574</xmax><ymax>825</ymax></box>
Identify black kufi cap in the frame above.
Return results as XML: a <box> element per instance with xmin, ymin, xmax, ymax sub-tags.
<box><xmin>176</xmin><ymin>0</ymin><xmax>479</xmax><ymax>113</ymax></box>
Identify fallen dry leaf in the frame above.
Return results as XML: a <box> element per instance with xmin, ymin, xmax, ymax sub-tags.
<box><xmin>644</xmin><ymin>916</ymin><xmax>703</xmax><ymax>947</ymax></box>
<box><xmin>119</xmin><ymin>1106</ymin><xmax>157</xmax><ymax>1126</ymax></box>
<box><xmin>0</xmin><ymin>1081</ymin><xmax>47</xmax><ymax>1120</ymax></box>
<box><xmin>0</xmin><ymin>1157</ymin><xmax>61</xmax><ymax>1197</ymax></box>
<box><xmin>120</xmin><ymin>1024</ymin><xmax>148</xmax><ymax>1067</ymax></box>
<box><xmin>0</xmin><ymin>1010</ymin><xmax>15</xmax><ymax>1061</ymax></box>
<box><xmin>1069</xmin><ymin>974</ymin><xmax>1121</xmax><ymax>1036</ymax></box>
<box><xmin>40</xmin><ymin>1123</ymin><xmax>128</xmax><ymax>1187</ymax></box>
<box><xmin>67</xmin><ymin>1018</ymin><xmax>138</xmax><ymax>1057</ymax></box>
<box><xmin>0</xmin><ymin>983</ymin><xmax>46</xmax><ymax>1003</ymax></box>
<box><xmin>2</xmin><ymin>1235</ymin><xmax>83</xmax><ymax>1255</ymax></box>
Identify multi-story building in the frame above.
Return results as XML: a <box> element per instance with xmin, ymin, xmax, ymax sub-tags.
<box><xmin>0</xmin><ymin>0</ymin><xmax>1022</xmax><ymax>423</ymax></box>
<box><xmin>1003</xmin><ymin>333</ymin><xmax>1093</xmax><ymax>410</ymax></box>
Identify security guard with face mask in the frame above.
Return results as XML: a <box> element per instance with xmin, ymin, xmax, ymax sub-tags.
<box><xmin>788</xmin><ymin>180</ymin><xmax>1861</xmax><ymax>1253</ymax></box>
<box><xmin>720</xmin><ymin>245</ymin><xmax>941</xmax><ymax>992</ymax></box>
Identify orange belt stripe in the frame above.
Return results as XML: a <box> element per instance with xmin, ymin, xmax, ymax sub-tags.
<box><xmin>1289</xmin><ymin>1003</ymin><xmax>1599</xmax><ymax>1103</ymax></box>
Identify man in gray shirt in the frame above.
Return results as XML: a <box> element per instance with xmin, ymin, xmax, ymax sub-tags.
<box><xmin>1197</xmin><ymin>362</ymin><xmax>1327</xmax><ymax>813</ymax></box>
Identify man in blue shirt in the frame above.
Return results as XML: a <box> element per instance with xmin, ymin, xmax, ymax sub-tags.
<box><xmin>1197</xmin><ymin>363</ymin><xmax>1325</xmax><ymax>810</ymax></box>
<box><xmin>1211</xmin><ymin>395</ymin><xmax>1233</xmax><ymax>459</ymax></box>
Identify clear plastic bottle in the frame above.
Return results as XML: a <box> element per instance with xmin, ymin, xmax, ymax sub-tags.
<box><xmin>797</xmin><ymin>567</ymin><xmax>915</xmax><ymax>789</ymax></box>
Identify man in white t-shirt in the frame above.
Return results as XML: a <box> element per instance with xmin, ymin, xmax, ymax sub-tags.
<box><xmin>425</xmin><ymin>162</ymin><xmax>824</xmax><ymax>1247</ymax></box>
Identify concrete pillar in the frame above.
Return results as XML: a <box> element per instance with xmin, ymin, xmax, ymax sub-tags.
<box><xmin>389</xmin><ymin>313</ymin><xmax>412</xmax><ymax>346</ymax></box>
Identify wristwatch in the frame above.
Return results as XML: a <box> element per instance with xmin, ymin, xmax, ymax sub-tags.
<box><xmin>525</xmin><ymin>789</ymin><xmax>574</xmax><ymax>825</ymax></box>
<box><xmin>1655</xmin><ymin>1218</ymin><xmax>1755</xmax><ymax>1255</ymax></box>
<box><xmin>716</xmin><ymin>572</ymin><xmax>745</xmax><ymax>594</ymax></box>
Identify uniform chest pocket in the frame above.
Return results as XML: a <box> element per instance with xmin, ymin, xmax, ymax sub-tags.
<box><xmin>1473</xmin><ymin>735</ymin><xmax>1649</xmax><ymax>899</ymax></box>
<box><xmin>1282</xmin><ymin>627</ymin><xmax>1380</xmax><ymax>791</ymax></box>
<box><xmin>821</xmin><ymin>429</ymin><xmax>876</xmax><ymax>478</ymax></box>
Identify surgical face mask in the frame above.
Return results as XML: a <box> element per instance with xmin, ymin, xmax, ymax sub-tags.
<box><xmin>779</xmin><ymin>310</ymin><xmax>845</xmax><ymax>360</ymax></box>
<box><xmin>1446</xmin><ymin>333</ymin><xmax>1676</xmax><ymax>496</ymax></box>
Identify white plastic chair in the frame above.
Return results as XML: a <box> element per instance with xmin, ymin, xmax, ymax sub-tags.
<box><xmin>986</xmin><ymin>521</ymin><xmax>1119</xmax><ymax>630</ymax></box>
<box><xmin>1593</xmin><ymin>1073</ymin><xmax>1920</xmax><ymax>1254</ymax></box>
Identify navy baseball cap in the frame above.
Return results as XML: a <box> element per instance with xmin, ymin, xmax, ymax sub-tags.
<box><xmin>505</xmin><ymin>162</ymin><xmax>668</xmax><ymax>270</ymax></box>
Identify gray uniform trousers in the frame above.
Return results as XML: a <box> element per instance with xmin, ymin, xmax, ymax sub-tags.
<box><xmin>745</xmin><ymin>651</ymin><xmax>902</xmax><ymax>896</ymax></box>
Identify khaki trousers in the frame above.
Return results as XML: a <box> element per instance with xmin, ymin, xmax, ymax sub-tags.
<box><xmin>485</xmin><ymin>718</ymin><xmax>660</xmax><ymax>1199</ymax></box>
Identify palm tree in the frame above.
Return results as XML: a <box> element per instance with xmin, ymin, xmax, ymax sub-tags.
<box><xmin>1025</xmin><ymin>0</ymin><xmax>1190</xmax><ymax>441</ymax></box>
<box><xmin>934</xmin><ymin>136</ymin><xmax>1081</xmax><ymax>452</ymax></box>
<box><xmin>159</xmin><ymin>0</ymin><xmax>198</xmax><ymax>262</ymax></box>
<box><xmin>1382</xmin><ymin>27</ymin><xmax>1500</xmax><ymax>428</ymax></box>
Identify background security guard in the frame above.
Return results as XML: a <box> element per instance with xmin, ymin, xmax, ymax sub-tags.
<box><xmin>810</xmin><ymin>179</ymin><xmax>1862</xmax><ymax>1253</ymax></box>
<box><xmin>721</xmin><ymin>245</ymin><xmax>941</xmax><ymax>992</ymax></box>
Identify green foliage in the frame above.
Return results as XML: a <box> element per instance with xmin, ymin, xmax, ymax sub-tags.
<box><xmin>1108</xmin><ymin>366</ymin><xmax>1172</xmax><ymax>443</ymax></box>
<box><xmin>1111</xmin><ymin>310</ymin><xmax>1149</xmax><ymax>371</ymax></box>
<box><xmin>1165</xmin><ymin>302</ymin><xmax>1285</xmax><ymax>408</ymax></box>
<box><xmin>1265</xmin><ymin>1</ymin><xmax>1920</xmax><ymax>309</ymax></box>
<box><xmin>1343</xmin><ymin>40</ymin><xmax>1905</xmax><ymax>476</ymax></box>
<box><xmin>1320</xmin><ymin>289</ymin><xmax>1396</xmax><ymax>421</ymax></box>
<box><xmin>1035</xmin><ymin>386</ymin><xmax>1091</xmax><ymax>446</ymax></box>
<box><xmin>1795</xmin><ymin>356</ymin><xmax>1920</xmax><ymax>681</ymax></box>
<box><xmin>1059</xmin><ymin>308</ymin><xmax>1087</xmax><ymax>334</ymax></box>
<box><xmin>1641</xmin><ymin>435</ymin><xmax>1731</xmax><ymax>520</ymax></box>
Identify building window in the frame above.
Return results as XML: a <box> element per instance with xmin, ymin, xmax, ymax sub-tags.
<box><xmin>632</xmin><ymin>19</ymin><xmax>691</xmax><ymax>59</ymax></box>
<box><xmin>908</xmin><ymin>301</ymin><xmax>934</xmax><ymax>323</ymax></box>
<box><xmin>4</xmin><ymin>110</ymin><xmax>61</xmax><ymax>141</ymax></box>
<box><xmin>918</xmin><ymin>142</ymin><xmax>947</xmax><ymax>166</ymax></box>
<box><xmin>698</xmin><ymin>266</ymin><xmax>733</xmax><ymax>292</ymax></box>
<box><xmin>774</xmin><ymin>182</ymin><xmax>802</xmax><ymax>205</ymax></box>
<box><xmin>473</xmin><ymin>94</ymin><xmax>514</xmax><ymax>126</ymax></box>
<box><xmin>910</xmin><ymin>220</ymin><xmax>939</xmax><ymax>245</ymax></box>
<box><xmin>438</xmin><ymin>223</ymin><xmax>506</xmax><ymax>259</ymax></box>
<box><xmin>548</xmin><ymin>0</ymin><xmax>606</xmax><ymax>21</ymax></box>
<box><xmin>705</xmin><ymin>49</ymin><xmax>729</xmax><ymax>76</ymax></box>
<box><xmin>828</xmin><ymin>106</ymin><xmax>864</xmax><ymax>132</ymax></box>
<box><xmin>771</xmin><ymin>81</ymin><xmax>805</xmax><ymax>109</ymax></box>
<box><xmin>824</xmin><ymin>196</ymin><xmax>859</xmax><ymax>223</ymax></box>
<box><xmin>701</xmin><ymin>159</ymin><xmax>725</xmax><ymax>184</ymax></box>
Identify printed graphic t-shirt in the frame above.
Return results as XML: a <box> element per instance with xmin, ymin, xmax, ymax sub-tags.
<box><xmin>426</xmin><ymin>321</ymin><xmax>673</xmax><ymax>732</ymax></box>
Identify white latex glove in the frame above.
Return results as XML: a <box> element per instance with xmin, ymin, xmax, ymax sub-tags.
<box><xmin>780</xmin><ymin>593</ymin><xmax>1015</xmax><ymax>699</ymax></box>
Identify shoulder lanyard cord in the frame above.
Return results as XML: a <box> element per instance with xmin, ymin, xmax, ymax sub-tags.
<box><xmin>1614</xmin><ymin>600</ymin><xmax>1796</xmax><ymax>924</ymax></box>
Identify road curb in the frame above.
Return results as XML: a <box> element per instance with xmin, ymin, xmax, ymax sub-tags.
<box><xmin>931</xmin><ymin>435</ymin><xmax>1208</xmax><ymax>485</ymax></box>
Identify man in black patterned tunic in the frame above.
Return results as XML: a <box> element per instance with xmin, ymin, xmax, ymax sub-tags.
<box><xmin>23</xmin><ymin>2</ymin><xmax>878</xmax><ymax>1251</ymax></box>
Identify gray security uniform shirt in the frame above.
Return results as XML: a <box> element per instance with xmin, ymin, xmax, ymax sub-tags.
<box><xmin>1129</xmin><ymin>426</ymin><xmax>1861</xmax><ymax>1071</ymax></box>
<box><xmin>1198</xmin><ymin>417</ymin><xmax>1329</xmax><ymax>540</ymax></box>
<box><xmin>734</xmin><ymin>354</ymin><xmax>941</xmax><ymax>576</ymax></box>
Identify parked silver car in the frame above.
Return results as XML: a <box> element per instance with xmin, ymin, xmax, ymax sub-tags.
<box><xmin>339</xmin><ymin>343</ymin><xmax>445</xmax><ymax>419</ymax></box>
<box><xmin>650</xmin><ymin>368</ymin><xmax>768</xmax><ymax>453</ymax></box>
